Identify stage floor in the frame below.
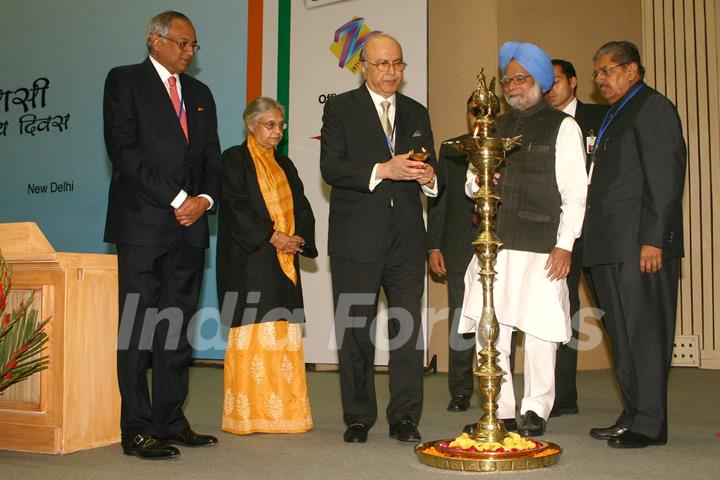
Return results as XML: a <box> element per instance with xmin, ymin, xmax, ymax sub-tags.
<box><xmin>1</xmin><ymin>367</ymin><xmax>717</xmax><ymax>479</ymax></box>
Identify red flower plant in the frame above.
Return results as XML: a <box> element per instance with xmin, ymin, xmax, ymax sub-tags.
<box><xmin>0</xmin><ymin>251</ymin><xmax>50</xmax><ymax>394</ymax></box>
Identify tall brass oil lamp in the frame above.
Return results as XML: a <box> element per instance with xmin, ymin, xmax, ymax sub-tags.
<box><xmin>451</xmin><ymin>71</ymin><xmax>521</xmax><ymax>444</ymax></box>
<box><xmin>415</xmin><ymin>71</ymin><xmax>562</xmax><ymax>472</ymax></box>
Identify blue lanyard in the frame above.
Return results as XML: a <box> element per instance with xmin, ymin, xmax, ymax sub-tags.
<box><xmin>593</xmin><ymin>82</ymin><xmax>645</xmax><ymax>157</ymax></box>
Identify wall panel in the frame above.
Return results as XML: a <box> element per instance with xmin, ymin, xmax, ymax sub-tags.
<box><xmin>643</xmin><ymin>0</ymin><xmax>720</xmax><ymax>368</ymax></box>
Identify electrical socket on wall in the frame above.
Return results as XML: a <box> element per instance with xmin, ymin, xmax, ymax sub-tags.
<box><xmin>672</xmin><ymin>335</ymin><xmax>700</xmax><ymax>367</ymax></box>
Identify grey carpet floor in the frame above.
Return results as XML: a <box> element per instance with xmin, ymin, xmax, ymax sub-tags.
<box><xmin>1</xmin><ymin>367</ymin><xmax>718</xmax><ymax>479</ymax></box>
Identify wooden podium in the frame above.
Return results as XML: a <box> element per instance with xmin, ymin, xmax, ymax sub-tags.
<box><xmin>0</xmin><ymin>222</ymin><xmax>120</xmax><ymax>453</ymax></box>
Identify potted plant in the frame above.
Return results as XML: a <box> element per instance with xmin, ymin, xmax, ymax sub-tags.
<box><xmin>0</xmin><ymin>250</ymin><xmax>50</xmax><ymax>394</ymax></box>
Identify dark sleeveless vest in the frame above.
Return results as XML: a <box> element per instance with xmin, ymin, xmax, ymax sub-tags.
<box><xmin>494</xmin><ymin>100</ymin><xmax>568</xmax><ymax>253</ymax></box>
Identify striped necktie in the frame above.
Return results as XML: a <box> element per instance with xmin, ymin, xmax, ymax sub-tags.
<box><xmin>168</xmin><ymin>76</ymin><xmax>188</xmax><ymax>142</ymax></box>
<box><xmin>380</xmin><ymin>100</ymin><xmax>393</xmax><ymax>146</ymax></box>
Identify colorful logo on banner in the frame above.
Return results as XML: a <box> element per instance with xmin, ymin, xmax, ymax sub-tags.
<box><xmin>329</xmin><ymin>17</ymin><xmax>381</xmax><ymax>74</ymax></box>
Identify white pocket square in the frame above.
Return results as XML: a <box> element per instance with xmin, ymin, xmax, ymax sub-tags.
<box><xmin>412</xmin><ymin>130</ymin><xmax>423</xmax><ymax>138</ymax></box>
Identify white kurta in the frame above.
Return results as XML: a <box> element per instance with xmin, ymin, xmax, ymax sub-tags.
<box><xmin>459</xmin><ymin>116</ymin><xmax>588</xmax><ymax>343</ymax></box>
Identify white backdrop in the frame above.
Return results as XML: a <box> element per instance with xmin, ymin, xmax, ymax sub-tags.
<box><xmin>288</xmin><ymin>1</ymin><xmax>429</xmax><ymax>364</ymax></box>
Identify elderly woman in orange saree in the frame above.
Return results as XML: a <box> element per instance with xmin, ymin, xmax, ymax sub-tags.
<box><xmin>216</xmin><ymin>97</ymin><xmax>316</xmax><ymax>434</ymax></box>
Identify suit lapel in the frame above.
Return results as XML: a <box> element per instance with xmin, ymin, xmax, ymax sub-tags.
<box><xmin>181</xmin><ymin>75</ymin><xmax>197</xmax><ymax>148</ymax></box>
<box><xmin>603</xmin><ymin>85</ymin><xmax>651</xmax><ymax>152</ymax></box>
<box><xmin>395</xmin><ymin>95</ymin><xmax>410</xmax><ymax>154</ymax></box>
<box><xmin>353</xmin><ymin>85</ymin><xmax>393</xmax><ymax>154</ymax></box>
<box><xmin>575</xmin><ymin>100</ymin><xmax>586</xmax><ymax>125</ymax></box>
<box><xmin>575</xmin><ymin>100</ymin><xmax>596</xmax><ymax>135</ymax></box>
<box><xmin>142</xmin><ymin>59</ymin><xmax>188</xmax><ymax>146</ymax></box>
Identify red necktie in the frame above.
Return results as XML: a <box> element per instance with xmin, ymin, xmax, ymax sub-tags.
<box><xmin>167</xmin><ymin>76</ymin><xmax>188</xmax><ymax>142</ymax></box>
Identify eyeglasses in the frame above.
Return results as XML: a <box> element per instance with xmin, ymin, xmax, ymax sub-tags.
<box><xmin>159</xmin><ymin>34</ymin><xmax>201</xmax><ymax>53</ymax></box>
<box><xmin>499</xmin><ymin>73</ymin><xmax>532</xmax><ymax>87</ymax></box>
<box><xmin>591</xmin><ymin>63</ymin><xmax>627</xmax><ymax>81</ymax></box>
<box><xmin>364</xmin><ymin>60</ymin><xmax>407</xmax><ymax>72</ymax></box>
<box><xmin>259</xmin><ymin>121</ymin><xmax>287</xmax><ymax>131</ymax></box>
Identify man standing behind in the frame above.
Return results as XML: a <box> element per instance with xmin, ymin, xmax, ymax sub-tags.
<box><xmin>321</xmin><ymin>34</ymin><xmax>440</xmax><ymax>444</ymax></box>
<box><xmin>544</xmin><ymin>59</ymin><xmax>608</xmax><ymax>418</ymax></box>
<box><xmin>584</xmin><ymin>41</ymin><xmax>686</xmax><ymax>449</ymax></box>
<box><xmin>460</xmin><ymin>42</ymin><xmax>587</xmax><ymax>437</ymax></box>
<box><xmin>104</xmin><ymin>11</ymin><xmax>221</xmax><ymax>459</ymax></box>
<box><xmin>428</xmin><ymin>95</ymin><xmax>479</xmax><ymax>413</ymax></box>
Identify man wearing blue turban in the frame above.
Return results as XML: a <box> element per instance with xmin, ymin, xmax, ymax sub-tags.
<box><xmin>498</xmin><ymin>42</ymin><xmax>556</xmax><ymax>93</ymax></box>
<box><xmin>459</xmin><ymin>42</ymin><xmax>588</xmax><ymax>437</ymax></box>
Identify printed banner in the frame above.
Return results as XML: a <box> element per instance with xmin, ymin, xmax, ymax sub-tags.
<box><xmin>0</xmin><ymin>0</ymin><xmax>249</xmax><ymax>359</ymax></box>
<box><xmin>304</xmin><ymin>0</ymin><xmax>349</xmax><ymax>9</ymax></box>
<box><xmin>288</xmin><ymin>0</ymin><xmax>429</xmax><ymax>364</ymax></box>
<box><xmin>0</xmin><ymin>0</ymin><xmax>427</xmax><ymax>363</ymax></box>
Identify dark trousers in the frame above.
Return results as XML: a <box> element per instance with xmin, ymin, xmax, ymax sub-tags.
<box><xmin>554</xmin><ymin>238</ymin><xmax>596</xmax><ymax>407</ymax></box>
<box><xmin>116</xmin><ymin>242</ymin><xmax>204</xmax><ymax>438</ymax></box>
<box><xmin>590</xmin><ymin>260</ymin><xmax>679</xmax><ymax>441</ymax></box>
<box><xmin>331</xmin><ymin>224</ymin><xmax>424</xmax><ymax>428</ymax></box>
<box><xmin>447</xmin><ymin>270</ymin><xmax>475</xmax><ymax>397</ymax></box>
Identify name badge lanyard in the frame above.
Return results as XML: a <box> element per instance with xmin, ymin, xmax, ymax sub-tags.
<box><xmin>588</xmin><ymin>81</ymin><xmax>645</xmax><ymax>182</ymax></box>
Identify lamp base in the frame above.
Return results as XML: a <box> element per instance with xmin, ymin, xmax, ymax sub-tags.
<box><xmin>415</xmin><ymin>439</ymin><xmax>562</xmax><ymax>472</ymax></box>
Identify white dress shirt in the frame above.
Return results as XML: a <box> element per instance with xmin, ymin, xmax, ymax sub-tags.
<box><xmin>365</xmin><ymin>85</ymin><xmax>437</xmax><ymax>197</ymax></box>
<box><xmin>148</xmin><ymin>55</ymin><xmax>213</xmax><ymax>210</ymax></box>
<box><xmin>460</xmin><ymin>115</ymin><xmax>588</xmax><ymax>343</ymax></box>
<box><xmin>561</xmin><ymin>97</ymin><xmax>578</xmax><ymax>117</ymax></box>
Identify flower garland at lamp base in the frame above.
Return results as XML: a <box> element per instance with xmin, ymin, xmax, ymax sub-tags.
<box><xmin>0</xmin><ymin>250</ymin><xmax>50</xmax><ymax>394</ymax></box>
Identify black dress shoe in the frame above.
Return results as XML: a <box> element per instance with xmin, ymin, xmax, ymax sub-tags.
<box><xmin>447</xmin><ymin>394</ymin><xmax>471</xmax><ymax>412</ymax></box>
<box><xmin>517</xmin><ymin>410</ymin><xmax>546</xmax><ymax>437</ymax></box>
<box><xmin>462</xmin><ymin>418</ymin><xmax>517</xmax><ymax>435</ymax></box>
<box><xmin>502</xmin><ymin>417</ymin><xmax>518</xmax><ymax>431</ymax></box>
<box><xmin>549</xmin><ymin>403</ymin><xmax>579</xmax><ymax>417</ymax></box>
<box><xmin>589</xmin><ymin>424</ymin><xmax>629</xmax><ymax>440</ymax></box>
<box><xmin>343</xmin><ymin>422</ymin><xmax>369</xmax><ymax>443</ymax></box>
<box><xmin>122</xmin><ymin>434</ymin><xmax>180</xmax><ymax>460</ymax></box>
<box><xmin>164</xmin><ymin>428</ymin><xmax>218</xmax><ymax>447</ymax></box>
<box><xmin>607</xmin><ymin>431</ymin><xmax>666</xmax><ymax>449</ymax></box>
<box><xmin>389</xmin><ymin>418</ymin><xmax>421</xmax><ymax>442</ymax></box>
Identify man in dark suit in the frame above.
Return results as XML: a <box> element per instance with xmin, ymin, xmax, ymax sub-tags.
<box><xmin>545</xmin><ymin>59</ymin><xmax>608</xmax><ymax>417</ymax></box>
<box><xmin>320</xmin><ymin>34</ymin><xmax>440</xmax><ymax>444</ymax></box>
<box><xmin>103</xmin><ymin>11</ymin><xmax>221</xmax><ymax>459</ymax></box>
<box><xmin>583</xmin><ymin>41</ymin><xmax>686</xmax><ymax>448</ymax></box>
<box><xmin>427</xmin><ymin>95</ymin><xmax>478</xmax><ymax>413</ymax></box>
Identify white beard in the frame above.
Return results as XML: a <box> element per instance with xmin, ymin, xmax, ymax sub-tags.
<box><xmin>505</xmin><ymin>83</ymin><xmax>543</xmax><ymax>111</ymax></box>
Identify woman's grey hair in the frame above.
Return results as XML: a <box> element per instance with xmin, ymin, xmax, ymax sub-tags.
<box><xmin>146</xmin><ymin>11</ymin><xmax>190</xmax><ymax>52</ymax></box>
<box><xmin>243</xmin><ymin>97</ymin><xmax>286</xmax><ymax>129</ymax></box>
<box><xmin>593</xmin><ymin>41</ymin><xmax>645</xmax><ymax>78</ymax></box>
